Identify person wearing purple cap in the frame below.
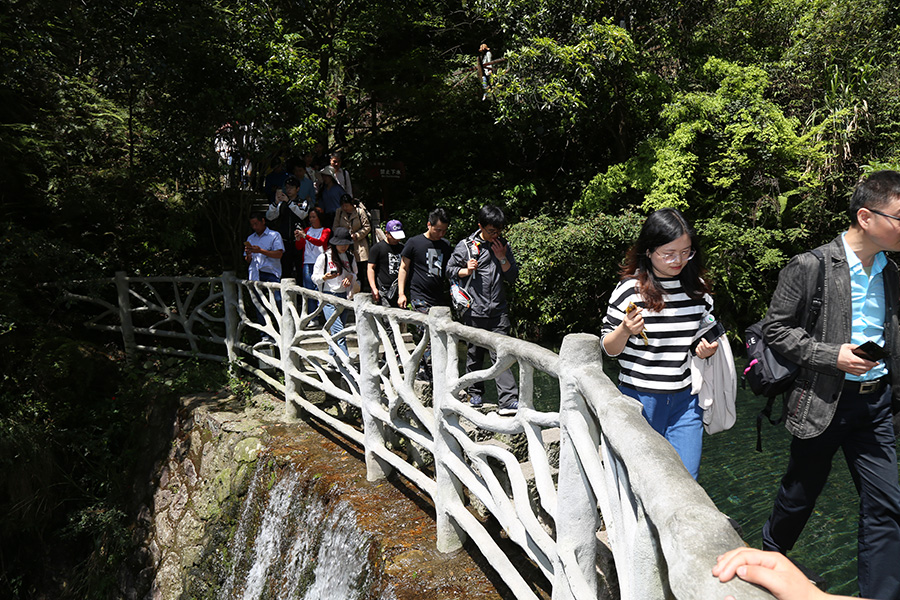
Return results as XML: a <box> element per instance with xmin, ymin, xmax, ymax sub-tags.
<box><xmin>367</xmin><ymin>219</ymin><xmax>406</xmax><ymax>307</ymax></box>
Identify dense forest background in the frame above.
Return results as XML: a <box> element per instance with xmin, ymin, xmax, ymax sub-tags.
<box><xmin>2</xmin><ymin>0</ymin><xmax>900</xmax><ymax>596</ymax></box>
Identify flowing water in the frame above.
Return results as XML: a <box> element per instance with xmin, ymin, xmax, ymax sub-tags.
<box><xmin>221</xmin><ymin>462</ymin><xmax>390</xmax><ymax>600</ymax></box>
<box><xmin>198</xmin><ymin>417</ymin><xmax>515</xmax><ymax>600</ymax></box>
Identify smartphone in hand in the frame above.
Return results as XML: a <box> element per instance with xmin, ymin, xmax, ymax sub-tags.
<box><xmin>852</xmin><ymin>341</ymin><xmax>890</xmax><ymax>361</ymax></box>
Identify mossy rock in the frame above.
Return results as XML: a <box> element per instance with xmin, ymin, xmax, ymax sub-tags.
<box><xmin>232</xmin><ymin>437</ymin><xmax>263</xmax><ymax>463</ymax></box>
<box><xmin>212</xmin><ymin>468</ymin><xmax>233</xmax><ymax>505</ymax></box>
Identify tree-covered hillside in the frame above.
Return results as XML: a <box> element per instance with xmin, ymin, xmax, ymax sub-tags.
<box><xmin>2</xmin><ymin>0</ymin><xmax>899</xmax><ymax>596</ymax></box>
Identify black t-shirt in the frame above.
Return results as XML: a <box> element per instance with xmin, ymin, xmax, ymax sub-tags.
<box><xmin>368</xmin><ymin>240</ymin><xmax>404</xmax><ymax>290</ymax></box>
<box><xmin>400</xmin><ymin>234</ymin><xmax>451</xmax><ymax>306</ymax></box>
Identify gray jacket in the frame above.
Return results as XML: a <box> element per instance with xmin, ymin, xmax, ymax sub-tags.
<box><xmin>762</xmin><ymin>235</ymin><xmax>900</xmax><ymax>439</ymax></box>
<box><xmin>446</xmin><ymin>232</ymin><xmax>519</xmax><ymax>318</ymax></box>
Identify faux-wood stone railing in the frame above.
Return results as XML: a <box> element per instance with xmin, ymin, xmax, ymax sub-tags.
<box><xmin>58</xmin><ymin>271</ymin><xmax>773</xmax><ymax>600</ymax></box>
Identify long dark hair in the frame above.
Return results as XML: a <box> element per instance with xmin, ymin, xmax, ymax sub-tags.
<box><xmin>329</xmin><ymin>244</ymin><xmax>355</xmax><ymax>276</ymax></box>
<box><xmin>620</xmin><ymin>208</ymin><xmax>709</xmax><ymax>312</ymax></box>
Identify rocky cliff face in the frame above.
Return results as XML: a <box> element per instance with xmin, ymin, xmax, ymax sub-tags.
<box><xmin>126</xmin><ymin>387</ymin><xmax>517</xmax><ymax>600</ymax></box>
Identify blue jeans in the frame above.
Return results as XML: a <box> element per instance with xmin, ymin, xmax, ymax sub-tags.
<box><xmin>619</xmin><ymin>385</ymin><xmax>704</xmax><ymax>479</ymax></box>
<box><xmin>762</xmin><ymin>382</ymin><xmax>900</xmax><ymax>599</ymax></box>
<box><xmin>322</xmin><ymin>291</ymin><xmax>349</xmax><ymax>356</ymax></box>
<box><xmin>301</xmin><ymin>263</ymin><xmax>319</xmax><ymax>317</ymax></box>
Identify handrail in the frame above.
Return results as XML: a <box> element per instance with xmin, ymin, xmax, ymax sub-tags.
<box><xmin>55</xmin><ymin>271</ymin><xmax>773</xmax><ymax>600</ymax></box>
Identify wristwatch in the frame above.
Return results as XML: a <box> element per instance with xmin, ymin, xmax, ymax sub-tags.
<box><xmin>499</xmin><ymin>258</ymin><xmax>508</xmax><ymax>265</ymax></box>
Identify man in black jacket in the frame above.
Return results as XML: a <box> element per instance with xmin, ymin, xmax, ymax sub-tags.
<box><xmin>447</xmin><ymin>205</ymin><xmax>519</xmax><ymax>414</ymax></box>
<box><xmin>761</xmin><ymin>171</ymin><xmax>900</xmax><ymax>600</ymax></box>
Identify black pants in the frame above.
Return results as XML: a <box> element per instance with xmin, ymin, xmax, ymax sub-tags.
<box><xmin>762</xmin><ymin>382</ymin><xmax>900</xmax><ymax>600</ymax></box>
<box><xmin>462</xmin><ymin>312</ymin><xmax>518</xmax><ymax>408</ymax></box>
<box><xmin>279</xmin><ymin>240</ymin><xmax>298</xmax><ymax>281</ymax></box>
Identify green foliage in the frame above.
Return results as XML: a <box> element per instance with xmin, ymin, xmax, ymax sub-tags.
<box><xmin>4</xmin><ymin>0</ymin><xmax>900</xmax><ymax>595</ymax></box>
<box><xmin>696</xmin><ymin>217</ymin><xmax>808</xmax><ymax>330</ymax></box>
<box><xmin>506</xmin><ymin>212</ymin><xmax>645</xmax><ymax>341</ymax></box>
<box><xmin>578</xmin><ymin>57</ymin><xmax>823</xmax><ymax>224</ymax></box>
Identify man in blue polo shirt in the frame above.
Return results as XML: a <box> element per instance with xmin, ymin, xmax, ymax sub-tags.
<box><xmin>761</xmin><ymin>171</ymin><xmax>900</xmax><ymax>600</ymax></box>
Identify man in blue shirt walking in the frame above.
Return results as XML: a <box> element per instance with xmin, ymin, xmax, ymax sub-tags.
<box><xmin>761</xmin><ymin>171</ymin><xmax>900</xmax><ymax>600</ymax></box>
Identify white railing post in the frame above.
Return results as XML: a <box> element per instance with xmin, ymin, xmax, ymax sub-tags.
<box><xmin>429</xmin><ymin>306</ymin><xmax>467</xmax><ymax>553</ymax></box>
<box><xmin>222</xmin><ymin>271</ymin><xmax>239</xmax><ymax>367</ymax></box>
<box><xmin>115</xmin><ymin>271</ymin><xmax>137</xmax><ymax>364</ymax></box>
<box><xmin>555</xmin><ymin>333</ymin><xmax>601</xmax><ymax>600</ymax></box>
<box><xmin>356</xmin><ymin>294</ymin><xmax>392</xmax><ymax>481</ymax></box>
<box><xmin>281</xmin><ymin>278</ymin><xmax>301</xmax><ymax>421</ymax></box>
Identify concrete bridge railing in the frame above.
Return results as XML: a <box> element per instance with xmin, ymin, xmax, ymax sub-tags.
<box><xmin>58</xmin><ymin>271</ymin><xmax>772</xmax><ymax>600</ymax></box>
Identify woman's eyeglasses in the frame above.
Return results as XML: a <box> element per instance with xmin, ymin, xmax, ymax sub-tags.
<box><xmin>655</xmin><ymin>249</ymin><xmax>696</xmax><ymax>264</ymax></box>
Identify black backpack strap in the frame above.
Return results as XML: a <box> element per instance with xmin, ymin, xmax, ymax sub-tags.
<box><xmin>756</xmin><ymin>249</ymin><xmax>825</xmax><ymax>452</ymax></box>
<box><xmin>805</xmin><ymin>249</ymin><xmax>825</xmax><ymax>331</ymax></box>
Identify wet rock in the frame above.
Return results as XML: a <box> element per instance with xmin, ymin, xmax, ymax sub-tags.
<box><xmin>233</xmin><ymin>437</ymin><xmax>263</xmax><ymax>463</ymax></box>
<box><xmin>222</xmin><ymin>418</ymin><xmax>263</xmax><ymax>433</ymax></box>
<box><xmin>182</xmin><ymin>544</ymin><xmax>204</xmax><ymax>568</ymax></box>
<box><xmin>153</xmin><ymin>555</ymin><xmax>183</xmax><ymax>600</ymax></box>
<box><xmin>384</xmin><ymin>549</ymin><xmax>429</xmax><ymax>575</ymax></box>
<box><xmin>199</xmin><ymin>440</ymin><xmax>217</xmax><ymax>479</ymax></box>
<box><xmin>205</xmin><ymin>412</ymin><xmax>222</xmax><ymax>436</ymax></box>
<box><xmin>175</xmin><ymin>509</ymin><xmax>203</xmax><ymax>553</ymax></box>
<box><xmin>148</xmin><ymin>539</ymin><xmax>160</xmax><ymax>567</ymax></box>
<box><xmin>138</xmin><ymin>388</ymin><xmax>525</xmax><ymax>600</ymax></box>
<box><xmin>158</xmin><ymin>465</ymin><xmax>169</xmax><ymax>489</ymax></box>
<box><xmin>233</xmin><ymin>463</ymin><xmax>252</xmax><ymax>496</ymax></box>
<box><xmin>190</xmin><ymin>428</ymin><xmax>202</xmax><ymax>455</ymax></box>
<box><xmin>192</xmin><ymin>482</ymin><xmax>218</xmax><ymax>521</ymax></box>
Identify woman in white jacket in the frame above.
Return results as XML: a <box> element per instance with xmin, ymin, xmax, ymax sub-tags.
<box><xmin>312</xmin><ymin>227</ymin><xmax>357</xmax><ymax>356</ymax></box>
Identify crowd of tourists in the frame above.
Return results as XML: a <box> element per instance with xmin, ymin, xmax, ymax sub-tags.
<box><xmin>242</xmin><ymin>146</ymin><xmax>521</xmax><ymax>415</ymax></box>
<box><xmin>245</xmin><ymin>160</ymin><xmax>900</xmax><ymax>599</ymax></box>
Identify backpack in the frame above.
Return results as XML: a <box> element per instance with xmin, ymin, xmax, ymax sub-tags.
<box><xmin>745</xmin><ymin>249</ymin><xmax>824</xmax><ymax>450</ymax></box>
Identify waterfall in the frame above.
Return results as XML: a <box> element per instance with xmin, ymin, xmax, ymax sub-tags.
<box><xmin>220</xmin><ymin>460</ymin><xmax>393</xmax><ymax>600</ymax></box>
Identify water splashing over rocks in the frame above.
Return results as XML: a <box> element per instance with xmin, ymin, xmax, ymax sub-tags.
<box><xmin>129</xmin><ymin>389</ymin><xmax>515</xmax><ymax>600</ymax></box>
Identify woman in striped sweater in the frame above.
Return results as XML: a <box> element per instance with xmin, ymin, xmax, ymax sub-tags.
<box><xmin>600</xmin><ymin>208</ymin><xmax>719</xmax><ymax>479</ymax></box>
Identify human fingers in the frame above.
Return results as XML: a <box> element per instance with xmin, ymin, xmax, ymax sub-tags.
<box><xmin>713</xmin><ymin>547</ymin><xmax>778</xmax><ymax>581</ymax></box>
<box><xmin>837</xmin><ymin>344</ymin><xmax>877</xmax><ymax>375</ymax></box>
<box><xmin>697</xmin><ymin>339</ymin><xmax>719</xmax><ymax>359</ymax></box>
<box><xmin>623</xmin><ymin>309</ymin><xmax>644</xmax><ymax>334</ymax></box>
<box><xmin>713</xmin><ymin>548</ymin><xmax>814</xmax><ymax>600</ymax></box>
<box><xmin>730</xmin><ymin>564</ymin><xmax>796</xmax><ymax>599</ymax></box>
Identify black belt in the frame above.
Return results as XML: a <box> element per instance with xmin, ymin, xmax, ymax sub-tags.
<box><xmin>844</xmin><ymin>376</ymin><xmax>889</xmax><ymax>395</ymax></box>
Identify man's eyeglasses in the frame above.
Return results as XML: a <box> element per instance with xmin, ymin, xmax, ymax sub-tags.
<box><xmin>868</xmin><ymin>208</ymin><xmax>900</xmax><ymax>223</ymax></box>
<box><xmin>655</xmin><ymin>249</ymin><xmax>696</xmax><ymax>264</ymax></box>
